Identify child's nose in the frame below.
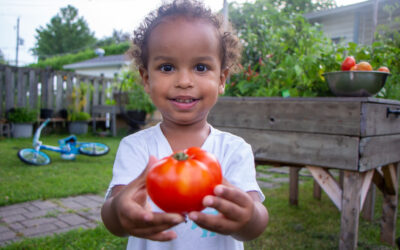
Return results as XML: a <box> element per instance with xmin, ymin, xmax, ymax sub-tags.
<box><xmin>175</xmin><ymin>70</ymin><xmax>193</xmax><ymax>88</ymax></box>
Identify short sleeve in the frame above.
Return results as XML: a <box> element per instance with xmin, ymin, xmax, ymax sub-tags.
<box><xmin>221</xmin><ymin>141</ymin><xmax>265</xmax><ymax>202</ymax></box>
<box><xmin>105</xmin><ymin>136</ymin><xmax>148</xmax><ymax>199</ymax></box>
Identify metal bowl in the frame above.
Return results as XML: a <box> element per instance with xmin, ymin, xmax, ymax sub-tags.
<box><xmin>323</xmin><ymin>71</ymin><xmax>390</xmax><ymax>97</ymax></box>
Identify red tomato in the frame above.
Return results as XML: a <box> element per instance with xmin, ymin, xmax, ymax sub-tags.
<box><xmin>356</xmin><ymin>61</ymin><xmax>373</xmax><ymax>71</ymax></box>
<box><xmin>146</xmin><ymin>147</ymin><xmax>222</xmax><ymax>213</ymax></box>
<box><xmin>378</xmin><ymin>66</ymin><xmax>390</xmax><ymax>73</ymax></box>
<box><xmin>341</xmin><ymin>56</ymin><xmax>356</xmax><ymax>71</ymax></box>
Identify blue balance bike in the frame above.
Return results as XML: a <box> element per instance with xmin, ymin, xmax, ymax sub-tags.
<box><xmin>18</xmin><ymin>118</ymin><xmax>110</xmax><ymax>166</ymax></box>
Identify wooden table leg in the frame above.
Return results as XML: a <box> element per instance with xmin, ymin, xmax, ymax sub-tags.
<box><xmin>313</xmin><ymin>179</ymin><xmax>321</xmax><ymax>200</ymax></box>
<box><xmin>361</xmin><ymin>184</ymin><xmax>375</xmax><ymax>222</ymax></box>
<box><xmin>289</xmin><ymin>167</ymin><xmax>301</xmax><ymax>205</ymax></box>
<box><xmin>380</xmin><ymin>163</ymin><xmax>399</xmax><ymax>246</ymax></box>
<box><xmin>339</xmin><ymin>170</ymin><xmax>363</xmax><ymax>250</ymax></box>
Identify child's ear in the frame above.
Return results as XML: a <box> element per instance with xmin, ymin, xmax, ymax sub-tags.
<box><xmin>139</xmin><ymin>67</ymin><xmax>150</xmax><ymax>93</ymax></box>
<box><xmin>219</xmin><ymin>68</ymin><xmax>229</xmax><ymax>95</ymax></box>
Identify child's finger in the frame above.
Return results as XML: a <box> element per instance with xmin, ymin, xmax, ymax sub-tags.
<box><xmin>202</xmin><ymin>195</ymin><xmax>245</xmax><ymax>222</ymax></box>
<box><xmin>131</xmin><ymin>223</ymin><xmax>179</xmax><ymax>240</ymax></box>
<box><xmin>127</xmin><ymin>212</ymin><xmax>184</xmax><ymax>240</ymax></box>
<box><xmin>143</xmin><ymin>212</ymin><xmax>184</xmax><ymax>227</ymax></box>
<box><xmin>146</xmin><ymin>230</ymin><xmax>178</xmax><ymax>241</ymax></box>
<box><xmin>188</xmin><ymin>212</ymin><xmax>237</xmax><ymax>235</ymax></box>
<box><xmin>213</xmin><ymin>184</ymin><xmax>253</xmax><ymax>208</ymax></box>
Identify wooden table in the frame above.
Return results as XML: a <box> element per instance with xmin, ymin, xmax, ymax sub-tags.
<box><xmin>209</xmin><ymin>97</ymin><xmax>400</xmax><ymax>249</ymax></box>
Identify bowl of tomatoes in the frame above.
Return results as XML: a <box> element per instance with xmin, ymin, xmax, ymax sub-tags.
<box><xmin>323</xmin><ymin>56</ymin><xmax>391</xmax><ymax>97</ymax></box>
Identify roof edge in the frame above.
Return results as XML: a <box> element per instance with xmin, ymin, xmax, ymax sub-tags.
<box><xmin>304</xmin><ymin>0</ymin><xmax>373</xmax><ymax>20</ymax></box>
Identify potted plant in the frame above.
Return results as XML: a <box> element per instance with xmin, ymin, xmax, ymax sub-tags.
<box><xmin>119</xmin><ymin>70</ymin><xmax>156</xmax><ymax>121</ymax></box>
<box><xmin>68</xmin><ymin>111</ymin><xmax>91</xmax><ymax>134</ymax></box>
<box><xmin>68</xmin><ymin>83</ymin><xmax>91</xmax><ymax>135</ymax></box>
<box><xmin>7</xmin><ymin>107</ymin><xmax>37</xmax><ymax>138</ymax></box>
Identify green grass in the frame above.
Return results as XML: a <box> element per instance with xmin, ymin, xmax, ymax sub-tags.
<box><xmin>1</xmin><ymin>224</ymin><xmax>128</xmax><ymax>249</ymax></box>
<box><xmin>0</xmin><ymin>134</ymin><xmax>121</xmax><ymax>206</ymax></box>
<box><xmin>246</xmin><ymin>181</ymin><xmax>398</xmax><ymax>249</ymax></box>
<box><xmin>1</xmin><ymin>135</ymin><xmax>399</xmax><ymax>249</ymax></box>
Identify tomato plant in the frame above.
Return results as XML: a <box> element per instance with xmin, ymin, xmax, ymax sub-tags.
<box><xmin>146</xmin><ymin>147</ymin><xmax>222</xmax><ymax>213</ymax></box>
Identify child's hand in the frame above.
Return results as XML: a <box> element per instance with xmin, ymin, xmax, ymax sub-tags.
<box><xmin>101</xmin><ymin>156</ymin><xmax>185</xmax><ymax>241</ymax></box>
<box><xmin>188</xmin><ymin>179</ymin><xmax>268</xmax><ymax>241</ymax></box>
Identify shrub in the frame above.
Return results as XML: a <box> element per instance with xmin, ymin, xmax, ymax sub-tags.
<box><xmin>7</xmin><ymin>108</ymin><xmax>37</xmax><ymax>123</ymax></box>
<box><xmin>68</xmin><ymin>111</ymin><xmax>91</xmax><ymax>122</ymax></box>
<box><xmin>225</xmin><ymin>1</ymin><xmax>336</xmax><ymax>97</ymax></box>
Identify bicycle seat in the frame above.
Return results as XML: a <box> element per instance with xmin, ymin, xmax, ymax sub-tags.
<box><xmin>59</xmin><ymin>135</ymin><xmax>77</xmax><ymax>145</ymax></box>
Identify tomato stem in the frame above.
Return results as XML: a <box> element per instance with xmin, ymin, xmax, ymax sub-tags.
<box><xmin>173</xmin><ymin>152</ymin><xmax>189</xmax><ymax>161</ymax></box>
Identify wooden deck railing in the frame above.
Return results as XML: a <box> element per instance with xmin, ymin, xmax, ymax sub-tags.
<box><xmin>0</xmin><ymin>64</ymin><xmax>116</xmax><ymax>120</ymax></box>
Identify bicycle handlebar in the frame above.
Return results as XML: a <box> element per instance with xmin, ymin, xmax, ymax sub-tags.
<box><xmin>32</xmin><ymin>118</ymin><xmax>51</xmax><ymax>147</ymax></box>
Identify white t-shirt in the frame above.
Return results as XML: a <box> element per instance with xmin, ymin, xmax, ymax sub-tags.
<box><xmin>106</xmin><ymin>123</ymin><xmax>265</xmax><ymax>250</ymax></box>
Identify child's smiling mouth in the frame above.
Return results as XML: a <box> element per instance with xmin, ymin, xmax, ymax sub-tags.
<box><xmin>174</xmin><ymin>98</ymin><xmax>197</xmax><ymax>103</ymax></box>
<box><xmin>170</xmin><ymin>96</ymin><xmax>200</xmax><ymax>109</ymax></box>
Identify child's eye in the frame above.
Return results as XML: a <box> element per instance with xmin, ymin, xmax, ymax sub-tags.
<box><xmin>160</xmin><ymin>64</ymin><xmax>174</xmax><ymax>72</ymax></box>
<box><xmin>195</xmin><ymin>64</ymin><xmax>208</xmax><ymax>72</ymax></box>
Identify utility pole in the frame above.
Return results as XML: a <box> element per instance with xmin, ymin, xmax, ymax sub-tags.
<box><xmin>372</xmin><ymin>0</ymin><xmax>379</xmax><ymax>42</ymax></box>
<box><xmin>15</xmin><ymin>17</ymin><xmax>20</xmax><ymax>66</ymax></box>
<box><xmin>223</xmin><ymin>0</ymin><xmax>229</xmax><ymax>31</ymax></box>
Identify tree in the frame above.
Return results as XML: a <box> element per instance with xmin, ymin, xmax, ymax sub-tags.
<box><xmin>271</xmin><ymin>0</ymin><xmax>336</xmax><ymax>13</ymax></box>
<box><xmin>32</xmin><ymin>5</ymin><xmax>96</xmax><ymax>60</ymax></box>
<box><xmin>96</xmin><ymin>29</ymin><xmax>131</xmax><ymax>47</ymax></box>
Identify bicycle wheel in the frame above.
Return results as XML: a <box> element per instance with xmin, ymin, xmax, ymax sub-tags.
<box><xmin>18</xmin><ymin>148</ymin><xmax>51</xmax><ymax>166</ymax></box>
<box><xmin>79</xmin><ymin>143</ymin><xmax>109</xmax><ymax>156</ymax></box>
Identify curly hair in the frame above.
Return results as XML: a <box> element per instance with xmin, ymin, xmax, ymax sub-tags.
<box><xmin>127</xmin><ymin>0</ymin><xmax>242</xmax><ymax>73</ymax></box>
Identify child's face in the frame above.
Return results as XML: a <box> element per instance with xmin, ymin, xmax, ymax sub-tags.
<box><xmin>140</xmin><ymin>16</ymin><xmax>228</xmax><ymax>126</ymax></box>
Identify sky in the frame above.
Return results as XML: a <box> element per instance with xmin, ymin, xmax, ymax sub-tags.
<box><xmin>0</xmin><ymin>0</ymin><xmax>367</xmax><ymax>66</ymax></box>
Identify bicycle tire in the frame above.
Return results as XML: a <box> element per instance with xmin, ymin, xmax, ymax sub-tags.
<box><xmin>79</xmin><ymin>143</ymin><xmax>109</xmax><ymax>156</ymax></box>
<box><xmin>18</xmin><ymin>148</ymin><xmax>51</xmax><ymax>166</ymax></box>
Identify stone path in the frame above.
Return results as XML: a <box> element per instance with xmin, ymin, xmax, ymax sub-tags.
<box><xmin>0</xmin><ymin>194</ymin><xmax>103</xmax><ymax>247</ymax></box>
<box><xmin>0</xmin><ymin>166</ymin><xmax>313</xmax><ymax>247</ymax></box>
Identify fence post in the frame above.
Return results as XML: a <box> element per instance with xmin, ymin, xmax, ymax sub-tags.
<box><xmin>55</xmin><ymin>73</ymin><xmax>63</xmax><ymax>113</ymax></box>
<box><xmin>17</xmin><ymin>68</ymin><xmax>25</xmax><ymax>107</ymax></box>
<box><xmin>100</xmin><ymin>74</ymin><xmax>106</xmax><ymax>105</ymax></box>
<box><xmin>65</xmin><ymin>73</ymin><xmax>73</xmax><ymax>111</ymax></box>
<box><xmin>47</xmin><ymin>69</ymin><xmax>54</xmax><ymax>109</ymax></box>
<box><xmin>93</xmin><ymin>77</ymin><xmax>99</xmax><ymax>107</ymax></box>
<box><xmin>28</xmin><ymin>69</ymin><xmax>37</xmax><ymax>110</ymax></box>
<box><xmin>5</xmin><ymin>66</ymin><xmax>14</xmax><ymax>112</ymax></box>
<box><xmin>0</xmin><ymin>70</ymin><xmax>3</xmax><ymax>118</ymax></box>
<box><xmin>40</xmin><ymin>70</ymin><xmax>47</xmax><ymax>109</ymax></box>
<box><xmin>84</xmin><ymin>78</ymin><xmax>91</xmax><ymax>114</ymax></box>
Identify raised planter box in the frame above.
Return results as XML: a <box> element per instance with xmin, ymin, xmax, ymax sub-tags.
<box><xmin>68</xmin><ymin>121</ymin><xmax>88</xmax><ymax>135</ymax></box>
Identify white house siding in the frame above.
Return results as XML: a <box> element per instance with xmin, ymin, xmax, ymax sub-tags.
<box><xmin>73</xmin><ymin>66</ymin><xmax>122</xmax><ymax>78</ymax></box>
<box><xmin>305</xmin><ymin>0</ymin><xmax>400</xmax><ymax>45</ymax></box>
<box><xmin>316</xmin><ymin>14</ymin><xmax>356</xmax><ymax>45</ymax></box>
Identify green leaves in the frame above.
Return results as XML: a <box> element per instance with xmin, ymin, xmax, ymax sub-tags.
<box><xmin>225</xmin><ymin>0</ymin><xmax>399</xmax><ymax>100</ymax></box>
<box><xmin>117</xmin><ymin>70</ymin><xmax>156</xmax><ymax>114</ymax></box>
<box><xmin>7</xmin><ymin>108</ymin><xmax>37</xmax><ymax>123</ymax></box>
<box><xmin>32</xmin><ymin>5</ymin><xmax>96</xmax><ymax>60</ymax></box>
<box><xmin>225</xmin><ymin>0</ymin><xmax>335</xmax><ymax>98</ymax></box>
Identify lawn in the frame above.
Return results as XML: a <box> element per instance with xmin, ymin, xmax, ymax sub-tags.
<box><xmin>0</xmin><ymin>134</ymin><xmax>399</xmax><ymax>249</ymax></box>
<box><xmin>0</xmin><ymin>133</ymin><xmax>120</xmax><ymax>206</ymax></box>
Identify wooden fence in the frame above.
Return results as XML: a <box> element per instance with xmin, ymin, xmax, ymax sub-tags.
<box><xmin>0</xmin><ymin>64</ymin><xmax>116</xmax><ymax>119</ymax></box>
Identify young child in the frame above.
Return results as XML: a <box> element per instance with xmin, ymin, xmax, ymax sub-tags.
<box><xmin>101</xmin><ymin>0</ymin><xmax>269</xmax><ymax>249</ymax></box>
